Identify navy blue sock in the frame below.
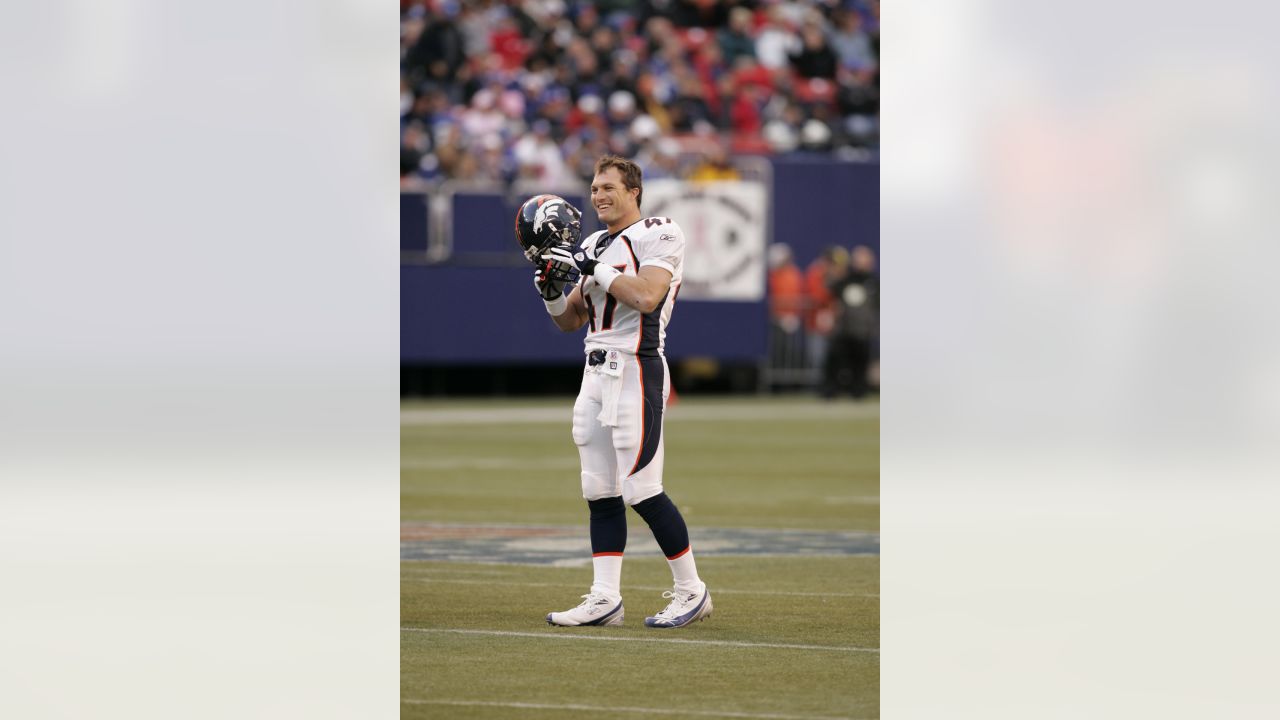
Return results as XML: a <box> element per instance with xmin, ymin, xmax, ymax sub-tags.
<box><xmin>631</xmin><ymin>492</ymin><xmax>691</xmax><ymax>559</ymax></box>
<box><xmin>588</xmin><ymin>496</ymin><xmax>627</xmax><ymax>556</ymax></box>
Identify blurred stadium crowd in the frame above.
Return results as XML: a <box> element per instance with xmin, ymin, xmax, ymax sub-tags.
<box><xmin>400</xmin><ymin>0</ymin><xmax>880</xmax><ymax>188</ymax></box>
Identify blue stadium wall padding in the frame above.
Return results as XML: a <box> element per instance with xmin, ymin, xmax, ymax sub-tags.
<box><xmin>401</xmin><ymin>265</ymin><xmax>767</xmax><ymax>363</ymax></box>
<box><xmin>770</xmin><ymin>158</ymin><xmax>879</xmax><ymax>265</ymax></box>
<box><xmin>401</xmin><ymin>193</ymin><xmax>429</xmax><ymax>252</ymax></box>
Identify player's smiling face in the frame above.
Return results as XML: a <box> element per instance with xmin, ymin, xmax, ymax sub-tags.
<box><xmin>590</xmin><ymin>167</ymin><xmax>639</xmax><ymax>230</ymax></box>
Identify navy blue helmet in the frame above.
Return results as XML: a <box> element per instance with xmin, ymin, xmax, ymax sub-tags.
<box><xmin>516</xmin><ymin>194</ymin><xmax>582</xmax><ymax>289</ymax></box>
<box><xmin>515</xmin><ymin>194</ymin><xmax>582</xmax><ymax>264</ymax></box>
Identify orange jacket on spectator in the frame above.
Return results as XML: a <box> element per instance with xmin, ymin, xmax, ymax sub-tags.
<box><xmin>804</xmin><ymin>259</ymin><xmax>837</xmax><ymax>335</ymax></box>
<box><xmin>769</xmin><ymin>263</ymin><xmax>806</xmax><ymax>323</ymax></box>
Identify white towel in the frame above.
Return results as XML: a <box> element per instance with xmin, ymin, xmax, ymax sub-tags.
<box><xmin>596</xmin><ymin>351</ymin><xmax>625</xmax><ymax>427</ymax></box>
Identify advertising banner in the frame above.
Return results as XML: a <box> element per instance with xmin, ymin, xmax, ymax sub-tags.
<box><xmin>642</xmin><ymin>180</ymin><xmax>768</xmax><ymax>301</ymax></box>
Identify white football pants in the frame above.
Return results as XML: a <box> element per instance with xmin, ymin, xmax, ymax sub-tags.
<box><xmin>572</xmin><ymin>351</ymin><xmax>670</xmax><ymax>506</ymax></box>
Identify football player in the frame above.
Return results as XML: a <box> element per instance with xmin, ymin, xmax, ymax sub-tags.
<box><xmin>516</xmin><ymin>156</ymin><xmax>711</xmax><ymax>629</ymax></box>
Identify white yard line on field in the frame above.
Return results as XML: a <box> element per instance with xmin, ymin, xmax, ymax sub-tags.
<box><xmin>822</xmin><ymin>496</ymin><xmax>881</xmax><ymax>505</ymax></box>
<box><xmin>402</xmin><ymin>627</ymin><xmax>879</xmax><ymax>653</ymax></box>
<box><xmin>399</xmin><ymin>521</ymin><xmax>878</xmax><ymax>536</ymax></box>
<box><xmin>401</xmin><ymin>698</ymin><xmax>861</xmax><ymax>720</ymax></box>
<box><xmin>401</xmin><ymin>457</ymin><xmax>579</xmax><ymax>470</ymax></box>
<box><xmin>401</xmin><ymin>577</ymin><xmax>878</xmax><ymax>598</ymax></box>
<box><xmin>401</xmin><ymin>402</ymin><xmax>878</xmax><ymax>426</ymax></box>
<box><xmin>399</xmin><ymin>567</ymin><xmax>512</xmax><ymax>576</ymax></box>
<box><xmin>399</xmin><ymin>553</ymin><xmax>878</xmax><ymax>567</ymax></box>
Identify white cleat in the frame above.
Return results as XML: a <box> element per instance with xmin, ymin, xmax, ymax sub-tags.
<box><xmin>546</xmin><ymin>592</ymin><xmax>625</xmax><ymax>627</ymax></box>
<box><xmin>644</xmin><ymin>583</ymin><xmax>712</xmax><ymax>629</ymax></box>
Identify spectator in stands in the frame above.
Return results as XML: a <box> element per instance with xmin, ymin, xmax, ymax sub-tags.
<box><xmin>712</xmin><ymin>74</ymin><xmax>737</xmax><ymax>130</ymax></box>
<box><xmin>498</xmin><ymin>86</ymin><xmax>527</xmax><ymax>135</ymax></box>
<box><xmin>401</xmin><ymin>77</ymin><xmax>415</xmax><ymax>118</ymax></box>
<box><xmin>451</xmin><ymin>150</ymin><xmax>481</xmax><ymax>183</ymax></box>
<box><xmin>475</xmin><ymin>133</ymin><xmax>513</xmax><ymax>185</ymax></box>
<box><xmin>768</xmin><ymin>242</ymin><xmax>807</xmax><ymax>375</ymax></box>
<box><xmin>589</xmin><ymin>25</ymin><xmax>620</xmax><ymax>70</ymax></box>
<box><xmin>829</xmin><ymin>9</ymin><xmax>876</xmax><ymax>71</ymax></box>
<box><xmin>688</xmin><ymin>143</ymin><xmax>741</xmax><ymax>182</ymax></box>
<box><xmin>642</xmin><ymin>15</ymin><xmax>675</xmax><ymax>58</ymax></box>
<box><xmin>460</xmin><ymin>88</ymin><xmax>504</xmax><ymax>142</ymax></box>
<box><xmin>791</xmin><ymin>25</ymin><xmax>839</xmax><ymax>79</ymax></box>
<box><xmin>402</xmin><ymin>4</ymin><xmax>465</xmax><ymax>88</ymax></box>
<box><xmin>837</xmin><ymin>67</ymin><xmax>879</xmax><ymax>147</ymax></box>
<box><xmin>717</xmin><ymin>6</ymin><xmax>757</xmax><ymax>65</ymax></box>
<box><xmin>670</xmin><ymin>69</ymin><xmax>715</xmax><ymax>132</ymax></box>
<box><xmin>534</xmin><ymin>85</ymin><xmax>574</xmax><ymax>136</ymax></box>
<box><xmin>575</xmin><ymin>4</ymin><xmax>601</xmax><ymax>35</ymax></box>
<box><xmin>513</xmin><ymin>119</ymin><xmax>573</xmax><ymax>188</ymax></box>
<box><xmin>762</xmin><ymin>99</ymin><xmax>806</xmax><ymax>153</ymax></box>
<box><xmin>602</xmin><ymin>50</ymin><xmax>641</xmax><ymax>100</ymax></box>
<box><xmin>755</xmin><ymin>7</ymin><xmax>801</xmax><ymax>71</ymax></box>
<box><xmin>524</xmin><ymin>32</ymin><xmax>563</xmax><ymax>74</ymax></box>
<box><xmin>802</xmin><ymin>119</ymin><xmax>832</xmax><ymax>152</ymax></box>
<box><xmin>564</xmin><ymin>130</ymin><xmax>610</xmax><ymax>183</ymax></box>
<box><xmin>634</xmin><ymin>72</ymin><xmax>675</xmax><ymax>133</ymax></box>
<box><xmin>729</xmin><ymin>83</ymin><xmax>765</xmax><ymax>137</ymax></box>
<box><xmin>805</xmin><ymin>245</ymin><xmax>845</xmax><ymax>376</ymax></box>
<box><xmin>401</xmin><ymin>119</ymin><xmax>430</xmax><ymax>157</ymax></box>
<box><xmin>566</xmin><ymin>93</ymin><xmax>609</xmax><ymax>137</ymax></box>
<box><xmin>566</xmin><ymin>36</ymin><xmax>600</xmax><ymax>83</ymax></box>
<box><xmin>490</xmin><ymin>17</ymin><xmax>530</xmax><ymax>69</ymax></box>
<box><xmin>400</xmin><ymin>147</ymin><xmax>429</xmax><ymax>191</ymax></box>
<box><xmin>823</xmin><ymin>245</ymin><xmax>879</xmax><ymax>399</ymax></box>
<box><xmin>606</xmin><ymin>90</ymin><xmax>639</xmax><ymax>132</ymax></box>
<box><xmin>402</xmin><ymin>88</ymin><xmax>437</xmax><ymax>134</ymax></box>
<box><xmin>431</xmin><ymin>123</ymin><xmax>461</xmax><ymax>177</ymax></box>
<box><xmin>691</xmin><ymin>40</ymin><xmax>729</xmax><ymax>120</ymax></box>
<box><xmin>456</xmin><ymin>3</ymin><xmax>492</xmax><ymax>58</ymax></box>
<box><xmin>636</xmin><ymin>137</ymin><xmax>684</xmax><ymax>180</ymax></box>
<box><xmin>629</xmin><ymin>114</ymin><xmax>663</xmax><ymax>151</ymax></box>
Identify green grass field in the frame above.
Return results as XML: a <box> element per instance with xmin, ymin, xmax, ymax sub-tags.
<box><xmin>402</xmin><ymin>397</ymin><xmax>879</xmax><ymax>719</ymax></box>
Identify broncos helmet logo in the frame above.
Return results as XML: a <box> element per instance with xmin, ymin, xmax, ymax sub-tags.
<box><xmin>533</xmin><ymin>197</ymin><xmax>565</xmax><ymax>236</ymax></box>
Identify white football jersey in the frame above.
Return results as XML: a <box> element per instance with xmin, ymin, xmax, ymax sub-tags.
<box><xmin>577</xmin><ymin>216</ymin><xmax>685</xmax><ymax>357</ymax></box>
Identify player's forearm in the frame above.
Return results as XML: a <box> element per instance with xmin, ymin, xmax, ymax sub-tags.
<box><xmin>547</xmin><ymin>291</ymin><xmax>588</xmax><ymax>332</ymax></box>
<box><xmin>605</xmin><ymin>274</ymin><xmax>664</xmax><ymax>314</ymax></box>
<box><xmin>550</xmin><ymin>306</ymin><xmax>587</xmax><ymax>332</ymax></box>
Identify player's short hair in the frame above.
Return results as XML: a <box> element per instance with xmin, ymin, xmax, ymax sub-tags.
<box><xmin>594</xmin><ymin>155</ymin><xmax>643</xmax><ymax>210</ymax></box>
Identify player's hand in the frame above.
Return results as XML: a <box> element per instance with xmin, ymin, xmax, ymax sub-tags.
<box><xmin>541</xmin><ymin>244</ymin><xmax>597</xmax><ymax>277</ymax></box>
<box><xmin>533</xmin><ymin>261</ymin><xmax>568</xmax><ymax>301</ymax></box>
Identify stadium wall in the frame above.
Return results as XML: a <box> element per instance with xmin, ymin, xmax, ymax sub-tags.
<box><xmin>401</xmin><ymin>159</ymin><xmax>876</xmax><ymax>366</ymax></box>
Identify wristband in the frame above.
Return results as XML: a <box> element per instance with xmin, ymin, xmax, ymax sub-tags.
<box><xmin>593</xmin><ymin>264</ymin><xmax>622</xmax><ymax>293</ymax></box>
<box><xmin>544</xmin><ymin>294</ymin><xmax>567</xmax><ymax>316</ymax></box>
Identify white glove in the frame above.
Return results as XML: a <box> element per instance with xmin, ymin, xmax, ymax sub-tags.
<box><xmin>542</xmin><ymin>245</ymin><xmax>621</xmax><ymax>292</ymax></box>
